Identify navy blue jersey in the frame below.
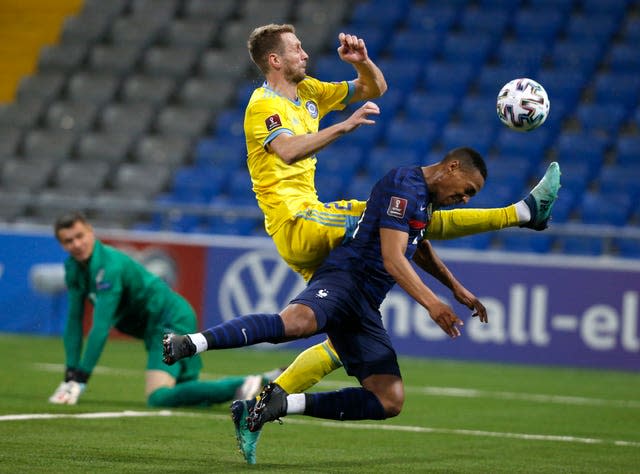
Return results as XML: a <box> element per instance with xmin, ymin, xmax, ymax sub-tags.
<box><xmin>318</xmin><ymin>166</ymin><xmax>433</xmax><ymax>307</ymax></box>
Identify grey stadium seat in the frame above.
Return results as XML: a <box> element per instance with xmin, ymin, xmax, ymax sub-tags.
<box><xmin>99</xmin><ymin>103</ymin><xmax>155</xmax><ymax>136</ymax></box>
<box><xmin>183</xmin><ymin>0</ymin><xmax>237</xmax><ymax>21</ymax></box>
<box><xmin>0</xmin><ymin>158</ymin><xmax>55</xmax><ymax>192</ymax></box>
<box><xmin>295</xmin><ymin>0</ymin><xmax>349</xmax><ymax>27</ymax></box>
<box><xmin>30</xmin><ymin>190</ymin><xmax>92</xmax><ymax>220</ymax></box>
<box><xmin>66</xmin><ymin>72</ymin><xmax>120</xmax><ymax>106</ymax></box>
<box><xmin>130</xmin><ymin>0</ymin><xmax>179</xmax><ymax>22</ymax></box>
<box><xmin>177</xmin><ymin>77</ymin><xmax>235</xmax><ymax>111</ymax></box>
<box><xmin>133</xmin><ymin>134</ymin><xmax>191</xmax><ymax>167</ymax></box>
<box><xmin>240</xmin><ymin>0</ymin><xmax>294</xmax><ymax>25</ymax></box>
<box><xmin>76</xmin><ymin>132</ymin><xmax>135</xmax><ymax>164</ymax></box>
<box><xmin>44</xmin><ymin>101</ymin><xmax>100</xmax><ymax>134</ymax></box>
<box><xmin>87</xmin><ymin>44</ymin><xmax>144</xmax><ymax>76</ymax></box>
<box><xmin>199</xmin><ymin>49</ymin><xmax>252</xmax><ymax>81</ymax></box>
<box><xmin>0</xmin><ymin>190</ymin><xmax>32</xmax><ymax>221</ymax></box>
<box><xmin>121</xmin><ymin>74</ymin><xmax>177</xmax><ymax>106</ymax></box>
<box><xmin>53</xmin><ymin>161</ymin><xmax>110</xmax><ymax>193</ymax></box>
<box><xmin>23</xmin><ymin>129</ymin><xmax>77</xmax><ymax>160</ymax></box>
<box><xmin>17</xmin><ymin>72</ymin><xmax>67</xmax><ymax>103</ymax></box>
<box><xmin>60</xmin><ymin>11</ymin><xmax>112</xmax><ymax>45</ymax></box>
<box><xmin>111</xmin><ymin>163</ymin><xmax>171</xmax><ymax>197</ymax></box>
<box><xmin>0</xmin><ymin>127</ymin><xmax>23</xmax><ymax>157</ymax></box>
<box><xmin>37</xmin><ymin>41</ymin><xmax>89</xmax><ymax>74</ymax></box>
<box><xmin>160</xmin><ymin>19</ymin><xmax>217</xmax><ymax>50</ymax></box>
<box><xmin>108</xmin><ymin>16</ymin><xmax>166</xmax><ymax>47</ymax></box>
<box><xmin>0</xmin><ymin>98</ymin><xmax>46</xmax><ymax>129</ymax></box>
<box><xmin>141</xmin><ymin>46</ymin><xmax>199</xmax><ymax>79</ymax></box>
<box><xmin>154</xmin><ymin>105</ymin><xmax>212</xmax><ymax>138</ymax></box>
<box><xmin>219</xmin><ymin>21</ymin><xmax>254</xmax><ymax>51</ymax></box>
<box><xmin>90</xmin><ymin>190</ymin><xmax>151</xmax><ymax>228</ymax></box>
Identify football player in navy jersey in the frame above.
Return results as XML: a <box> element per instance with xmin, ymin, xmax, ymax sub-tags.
<box><xmin>163</xmin><ymin>147</ymin><xmax>497</xmax><ymax>434</ymax></box>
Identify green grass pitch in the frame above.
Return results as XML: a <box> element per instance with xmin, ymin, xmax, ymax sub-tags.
<box><xmin>1</xmin><ymin>333</ymin><xmax>639</xmax><ymax>473</ymax></box>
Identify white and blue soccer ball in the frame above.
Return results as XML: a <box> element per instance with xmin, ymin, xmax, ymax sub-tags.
<box><xmin>496</xmin><ymin>78</ymin><xmax>550</xmax><ymax>132</ymax></box>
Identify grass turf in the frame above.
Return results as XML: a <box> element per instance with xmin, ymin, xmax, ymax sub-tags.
<box><xmin>1</xmin><ymin>333</ymin><xmax>639</xmax><ymax>473</ymax></box>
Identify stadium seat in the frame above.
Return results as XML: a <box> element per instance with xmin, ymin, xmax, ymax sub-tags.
<box><xmin>376</xmin><ymin>58</ymin><xmax>423</xmax><ymax>92</ymax></box>
<box><xmin>170</xmin><ymin>166</ymin><xmax>226</xmax><ymax>202</ymax></box>
<box><xmin>30</xmin><ymin>190</ymin><xmax>92</xmax><ymax>221</ymax></box>
<box><xmin>87</xmin><ymin>44</ymin><xmax>144</xmax><ymax>76</ymax></box>
<box><xmin>129</xmin><ymin>0</ymin><xmax>179</xmax><ymax>22</ymax></box>
<box><xmin>383</xmin><ymin>117</ymin><xmax>440</xmax><ymax>155</ymax></box>
<box><xmin>0</xmin><ymin>158</ymin><xmax>55</xmax><ymax>192</ymax></box>
<box><xmin>385</xmin><ymin>29</ymin><xmax>443</xmax><ymax>62</ymax></box>
<box><xmin>141</xmin><ymin>46</ymin><xmax>200</xmax><ymax>80</ymax></box>
<box><xmin>615</xmin><ymin>136</ymin><xmax>640</xmax><ymax>166</ymax></box>
<box><xmin>349</xmin><ymin>0</ymin><xmax>408</xmax><ymax>32</ymax></box>
<box><xmin>422</xmin><ymin>61</ymin><xmax>475</xmax><ymax>96</ymax></box>
<box><xmin>439</xmin><ymin>123</ymin><xmax>496</xmax><ymax>157</ymax></box>
<box><xmin>99</xmin><ymin>103</ymin><xmax>155</xmax><ymax>137</ymax></box>
<box><xmin>23</xmin><ymin>129</ymin><xmax>77</xmax><ymax>161</ymax></box>
<box><xmin>598</xmin><ymin>164</ymin><xmax>640</xmax><ymax>200</ymax></box>
<box><xmin>316</xmin><ymin>145</ymin><xmax>364</xmax><ymax>182</ymax></box>
<box><xmin>493</xmin><ymin>127</ymin><xmax>552</xmax><ymax>162</ymax></box>
<box><xmin>112</xmin><ymin>163</ymin><xmax>171</xmax><ymax>197</ymax></box>
<box><xmin>133</xmin><ymin>134</ymin><xmax>192</xmax><ymax>167</ymax></box>
<box><xmin>294</xmin><ymin>0</ymin><xmax>349</xmax><ymax>27</ymax></box>
<box><xmin>575</xmin><ymin>103</ymin><xmax>627</xmax><ymax>138</ymax></box>
<box><xmin>154</xmin><ymin>106</ymin><xmax>213</xmax><ymax>138</ymax></box>
<box><xmin>512</xmin><ymin>8</ymin><xmax>565</xmax><ymax>44</ymax></box>
<box><xmin>441</xmin><ymin>33</ymin><xmax>493</xmax><ymax>69</ymax></box>
<box><xmin>475</xmin><ymin>64</ymin><xmax>533</xmax><ymax>97</ymax></box>
<box><xmin>183</xmin><ymin>0</ymin><xmax>237</xmax><ymax>21</ymax></box>
<box><xmin>177</xmin><ymin>77</ymin><xmax>235</xmax><ymax>111</ymax></box>
<box><xmin>218</xmin><ymin>21</ymin><xmax>254</xmax><ymax>52</ymax></box>
<box><xmin>455</xmin><ymin>95</ymin><xmax>500</xmax><ymax>128</ymax></box>
<box><xmin>312</xmin><ymin>53</ymin><xmax>356</xmax><ymax>82</ymax></box>
<box><xmin>0</xmin><ymin>127</ymin><xmax>23</xmax><ymax>157</ymax></box>
<box><xmin>91</xmin><ymin>191</ymin><xmax>151</xmax><ymax>227</ymax></box>
<box><xmin>240</xmin><ymin>0</ymin><xmax>295</xmax><ymax>26</ymax></box>
<box><xmin>346</xmin><ymin>174</ymin><xmax>377</xmax><ymax>201</ymax></box>
<box><xmin>211</xmin><ymin>109</ymin><xmax>246</xmax><ymax>140</ymax></box>
<box><xmin>557</xmin><ymin>235</ymin><xmax>606</xmax><ymax>256</ymax></box>
<box><xmin>536</xmin><ymin>67</ymin><xmax>587</xmax><ymax>108</ymax></box>
<box><xmin>614</xmin><ymin>237</ymin><xmax>640</xmax><ymax>259</ymax></box>
<box><xmin>547</xmin><ymin>40</ymin><xmax>603</xmax><ymax>77</ymax></box>
<box><xmin>108</xmin><ymin>16</ymin><xmax>165</xmax><ymax>47</ymax></box>
<box><xmin>496</xmin><ymin>40</ymin><xmax>546</xmax><ymax>74</ymax></box>
<box><xmin>366</xmin><ymin>146</ymin><xmax>420</xmax><ymax>178</ymax></box>
<box><xmin>550</xmin><ymin>162</ymin><xmax>592</xmax><ymax>198</ymax></box>
<box><xmin>121</xmin><ymin>75</ymin><xmax>177</xmax><ymax>106</ymax></box>
<box><xmin>38</xmin><ymin>41</ymin><xmax>89</xmax><ymax>75</ymax></box>
<box><xmin>53</xmin><ymin>161</ymin><xmax>110</xmax><ymax>193</ymax></box>
<box><xmin>160</xmin><ymin>18</ymin><xmax>217</xmax><ymax>50</ymax></box>
<box><xmin>554</xmin><ymin>132</ymin><xmax>607</xmax><ymax>173</ymax></box>
<box><xmin>593</xmin><ymin>72</ymin><xmax>640</xmax><ymax>109</ymax></box>
<box><xmin>44</xmin><ymin>101</ymin><xmax>100</xmax><ymax>135</ymax></box>
<box><xmin>564</xmin><ymin>13</ymin><xmax>619</xmax><ymax>42</ymax></box>
<box><xmin>459</xmin><ymin>6</ymin><xmax>509</xmax><ymax>35</ymax></box>
<box><xmin>620</xmin><ymin>15</ymin><xmax>640</xmax><ymax>42</ymax></box>
<box><xmin>404</xmin><ymin>92</ymin><xmax>458</xmax><ymax>126</ymax></box>
<box><xmin>60</xmin><ymin>10</ymin><xmax>112</xmax><ymax>45</ymax></box>
<box><xmin>66</xmin><ymin>72</ymin><xmax>120</xmax><ymax>106</ymax></box>
<box><xmin>406</xmin><ymin>4</ymin><xmax>460</xmax><ymax>34</ymax></box>
<box><xmin>497</xmin><ymin>232</ymin><xmax>554</xmax><ymax>254</ymax></box>
<box><xmin>76</xmin><ymin>132</ymin><xmax>134</xmax><ymax>165</ymax></box>
<box><xmin>606</xmin><ymin>43</ymin><xmax>640</xmax><ymax>73</ymax></box>
<box><xmin>193</xmin><ymin>137</ymin><xmax>245</xmax><ymax>172</ymax></box>
<box><xmin>0</xmin><ymin>98</ymin><xmax>46</xmax><ymax>129</ymax></box>
<box><xmin>199</xmin><ymin>49</ymin><xmax>253</xmax><ymax>81</ymax></box>
<box><xmin>579</xmin><ymin>191</ymin><xmax>632</xmax><ymax>226</ymax></box>
<box><xmin>432</xmin><ymin>233</ymin><xmax>493</xmax><ymax>251</ymax></box>
<box><xmin>17</xmin><ymin>72</ymin><xmax>67</xmax><ymax>104</ymax></box>
<box><xmin>0</xmin><ymin>190</ymin><xmax>32</xmax><ymax>222</ymax></box>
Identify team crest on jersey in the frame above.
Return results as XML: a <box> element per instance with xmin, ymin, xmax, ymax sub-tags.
<box><xmin>305</xmin><ymin>100</ymin><xmax>318</xmax><ymax>119</ymax></box>
<box><xmin>387</xmin><ymin>196</ymin><xmax>408</xmax><ymax>218</ymax></box>
<box><xmin>316</xmin><ymin>289</ymin><xmax>328</xmax><ymax>298</ymax></box>
<box><xmin>95</xmin><ymin>268</ymin><xmax>111</xmax><ymax>291</ymax></box>
<box><xmin>265</xmin><ymin>114</ymin><xmax>282</xmax><ymax>131</ymax></box>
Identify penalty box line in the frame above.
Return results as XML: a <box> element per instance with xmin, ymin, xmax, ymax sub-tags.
<box><xmin>2</xmin><ymin>410</ymin><xmax>639</xmax><ymax>448</ymax></box>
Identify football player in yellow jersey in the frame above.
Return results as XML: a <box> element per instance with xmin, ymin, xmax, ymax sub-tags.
<box><xmin>231</xmin><ymin>24</ymin><xmax>560</xmax><ymax>463</ymax></box>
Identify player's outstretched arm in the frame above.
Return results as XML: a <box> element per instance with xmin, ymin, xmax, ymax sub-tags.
<box><xmin>413</xmin><ymin>240</ymin><xmax>488</xmax><ymax>323</ymax></box>
<box><xmin>337</xmin><ymin>32</ymin><xmax>387</xmax><ymax>102</ymax></box>
<box><xmin>269</xmin><ymin>101</ymin><xmax>380</xmax><ymax>164</ymax></box>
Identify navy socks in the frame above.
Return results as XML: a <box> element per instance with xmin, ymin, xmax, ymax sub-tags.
<box><xmin>202</xmin><ymin>314</ymin><xmax>285</xmax><ymax>349</ymax></box>
<box><xmin>304</xmin><ymin>387</ymin><xmax>387</xmax><ymax>420</ymax></box>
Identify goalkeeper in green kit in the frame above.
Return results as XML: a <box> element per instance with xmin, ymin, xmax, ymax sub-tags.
<box><xmin>48</xmin><ymin>211</ymin><xmax>277</xmax><ymax>406</ymax></box>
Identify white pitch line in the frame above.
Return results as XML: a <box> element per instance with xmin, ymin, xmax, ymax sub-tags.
<box><xmin>2</xmin><ymin>410</ymin><xmax>639</xmax><ymax>449</ymax></box>
<box><xmin>33</xmin><ymin>363</ymin><xmax>640</xmax><ymax>409</ymax></box>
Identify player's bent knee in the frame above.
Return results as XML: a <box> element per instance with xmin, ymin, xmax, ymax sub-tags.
<box><xmin>380</xmin><ymin>395</ymin><xmax>404</xmax><ymax>418</ymax></box>
<box><xmin>280</xmin><ymin>303</ymin><xmax>318</xmax><ymax>338</ymax></box>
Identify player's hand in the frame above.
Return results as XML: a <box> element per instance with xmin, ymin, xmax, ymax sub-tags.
<box><xmin>452</xmin><ymin>286</ymin><xmax>488</xmax><ymax>323</ymax></box>
<box><xmin>337</xmin><ymin>32</ymin><xmax>368</xmax><ymax>64</ymax></box>
<box><xmin>428</xmin><ymin>301</ymin><xmax>464</xmax><ymax>338</ymax></box>
<box><xmin>48</xmin><ymin>381</ymin><xmax>86</xmax><ymax>405</ymax></box>
<box><xmin>343</xmin><ymin>101</ymin><xmax>380</xmax><ymax>132</ymax></box>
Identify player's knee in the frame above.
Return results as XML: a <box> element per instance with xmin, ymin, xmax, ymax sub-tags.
<box><xmin>147</xmin><ymin>387</ymin><xmax>174</xmax><ymax>407</ymax></box>
<box><xmin>280</xmin><ymin>304</ymin><xmax>318</xmax><ymax>337</ymax></box>
<box><xmin>380</xmin><ymin>394</ymin><xmax>404</xmax><ymax>418</ymax></box>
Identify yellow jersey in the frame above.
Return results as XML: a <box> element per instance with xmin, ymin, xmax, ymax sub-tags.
<box><xmin>244</xmin><ymin>76</ymin><xmax>354</xmax><ymax>235</ymax></box>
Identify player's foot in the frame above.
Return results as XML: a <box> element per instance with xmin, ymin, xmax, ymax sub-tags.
<box><xmin>162</xmin><ymin>333</ymin><xmax>196</xmax><ymax>365</ymax></box>
<box><xmin>231</xmin><ymin>399</ymin><xmax>260</xmax><ymax>465</ymax></box>
<box><xmin>247</xmin><ymin>382</ymin><xmax>287</xmax><ymax>433</ymax></box>
<box><xmin>520</xmin><ymin>161</ymin><xmax>561</xmax><ymax>231</ymax></box>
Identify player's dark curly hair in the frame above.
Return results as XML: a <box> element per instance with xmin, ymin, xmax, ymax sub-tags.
<box><xmin>444</xmin><ymin>147</ymin><xmax>488</xmax><ymax>180</ymax></box>
<box><xmin>247</xmin><ymin>23</ymin><xmax>296</xmax><ymax>74</ymax></box>
<box><xmin>54</xmin><ymin>211</ymin><xmax>89</xmax><ymax>240</ymax></box>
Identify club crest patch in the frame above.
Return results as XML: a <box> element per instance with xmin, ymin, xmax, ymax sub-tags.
<box><xmin>265</xmin><ymin>114</ymin><xmax>282</xmax><ymax>131</ymax></box>
<box><xmin>387</xmin><ymin>196</ymin><xmax>408</xmax><ymax>218</ymax></box>
<box><xmin>305</xmin><ymin>100</ymin><xmax>318</xmax><ymax>119</ymax></box>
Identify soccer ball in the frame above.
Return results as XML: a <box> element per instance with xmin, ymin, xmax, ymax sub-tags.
<box><xmin>496</xmin><ymin>78</ymin><xmax>550</xmax><ymax>132</ymax></box>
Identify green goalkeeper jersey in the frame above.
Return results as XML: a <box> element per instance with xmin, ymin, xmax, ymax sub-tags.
<box><xmin>63</xmin><ymin>240</ymin><xmax>194</xmax><ymax>375</ymax></box>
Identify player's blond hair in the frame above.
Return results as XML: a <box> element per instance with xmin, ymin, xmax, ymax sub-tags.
<box><xmin>247</xmin><ymin>23</ymin><xmax>296</xmax><ymax>74</ymax></box>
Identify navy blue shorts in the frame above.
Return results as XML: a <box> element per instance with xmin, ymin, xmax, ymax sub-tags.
<box><xmin>291</xmin><ymin>269</ymin><xmax>400</xmax><ymax>382</ymax></box>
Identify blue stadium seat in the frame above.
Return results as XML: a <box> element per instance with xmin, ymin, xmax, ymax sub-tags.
<box><xmin>527</xmin><ymin>0</ymin><xmax>574</xmax><ymax>15</ymax></box>
<box><xmin>366</xmin><ymin>146</ymin><xmax>420</xmax><ymax>177</ymax></box>
<box><xmin>477</xmin><ymin>0</ymin><xmax>523</xmax><ymax>11</ymax></box>
<box><xmin>432</xmin><ymin>233</ymin><xmax>493</xmax><ymax>251</ymax></box>
<box><xmin>498</xmin><ymin>232</ymin><xmax>554</xmax><ymax>254</ymax></box>
<box><xmin>493</xmin><ymin>127</ymin><xmax>552</xmax><ymax>162</ymax></box>
<box><xmin>441</xmin><ymin>33</ymin><xmax>493</xmax><ymax>69</ymax></box>
<box><xmin>407</xmin><ymin>4</ymin><xmax>460</xmax><ymax>34</ymax></box>
<box><xmin>496</xmin><ymin>40</ymin><xmax>546</xmax><ymax>74</ymax></box>
<box><xmin>404</xmin><ymin>92</ymin><xmax>458</xmax><ymax>126</ymax></box>
<box><xmin>486</xmin><ymin>155</ymin><xmax>535</xmax><ymax>184</ymax></box>
<box><xmin>316</xmin><ymin>145</ymin><xmax>364</xmax><ymax>183</ymax></box>
<box><xmin>513</xmin><ymin>8</ymin><xmax>565</xmax><ymax>44</ymax></box>
<box><xmin>383</xmin><ymin>117</ymin><xmax>440</xmax><ymax>155</ymax></box>
<box><xmin>599</xmin><ymin>164</ymin><xmax>640</xmax><ymax>200</ymax></box>
<box><xmin>313</xmin><ymin>53</ymin><xmax>358</xmax><ymax>82</ymax></box>
<box><xmin>594</xmin><ymin>72</ymin><xmax>640</xmax><ymax>110</ymax></box>
<box><xmin>579</xmin><ymin>191</ymin><xmax>632</xmax><ymax>226</ymax></box>
<box><xmin>315</xmin><ymin>172</ymin><xmax>346</xmax><ymax>202</ymax></box>
<box><xmin>548</xmin><ymin>40</ymin><xmax>603</xmax><ymax>77</ymax></box>
<box><xmin>576</xmin><ymin>103</ymin><xmax>627</xmax><ymax>138</ymax></box>
<box><xmin>330</xmin><ymin>25</ymin><xmax>387</xmax><ymax>59</ymax></box>
<box><xmin>607</xmin><ymin>43</ymin><xmax>640</xmax><ymax>73</ymax></box>
<box><xmin>171</xmin><ymin>166</ymin><xmax>226</xmax><ymax>202</ymax></box>
<box><xmin>475</xmin><ymin>64</ymin><xmax>533</xmax><ymax>96</ymax></box>
<box><xmin>557</xmin><ymin>235</ymin><xmax>606</xmax><ymax>256</ymax></box>
<box><xmin>537</xmin><ymin>67</ymin><xmax>588</xmax><ymax>109</ymax></box>
<box><xmin>422</xmin><ymin>60</ymin><xmax>475</xmax><ymax>96</ymax></box>
<box><xmin>194</xmin><ymin>137</ymin><xmax>245</xmax><ymax>172</ymax></box>
<box><xmin>349</xmin><ymin>1</ymin><xmax>408</xmax><ymax>32</ymax></box>
<box><xmin>225</xmin><ymin>168</ymin><xmax>257</xmax><ymax>205</ymax></box>
<box><xmin>551</xmin><ymin>162</ymin><xmax>592</xmax><ymax>198</ymax></box>
<box><xmin>615</xmin><ymin>136</ymin><xmax>640</xmax><ymax>166</ymax></box>
<box><xmin>547</xmin><ymin>188</ymin><xmax>576</xmax><ymax>223</ymax></box>
<box><xmin>554</xmin><ymin>132</ymin><xmax>607</xmax><ymax>173</ymax></box>
<box><xmin>581</xmin><ymin>0</ymin><xmax>629</xmax><ymax>23</ymax></box>
<box><xmin>440</xmin><ymin>123</ymin><xmax>496</xmax><ymax>157</ymax></box>
<box><xmin>207</xmin><ymin>214</ymin><xmax>260</xmax><ymax>236</ymax></box>
<box><xmin>620</xmin><ymin>16</ymin><xmax>640</xmax><ymax>42</ymax></box>
<box><xmin>614</xmin><ymin>237</ymin><xmax>640</xmax><ymax>259</ymax></box>
<box><xmin>347</xmin><ymin>174</ymin><xmax>377</xmax><ymax>201</ymax></box>
<box><xmin>564</xmin><ymin>13</ymin><xmax>619</xmax><ymax>42</ymax></box>
<box><xmin>386</xmin><ymin>29</ymin><xmax>443</xmax><ymax>62</ymax></box>
<box><xmin>459</xmin><ymin>6</ymin><xmax>509</xmax><ymax>35</ymax></box>
<box><xmin>457</xmin><ymin>95</ymin><xmax>501</xmax><ymax>128</ymax></box>
<box><xmin>376</xmin><ymin>58</ymin><xmax>423</xmax><ymax>93</ymax></box>
<box><xmin>212</xmin><ymin>108</ymin><xmax>245</xmax><ymax>140</ymax></box>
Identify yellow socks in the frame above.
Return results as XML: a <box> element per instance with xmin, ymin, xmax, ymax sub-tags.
<box><xmin>426</xmin><ymin>205</ymin><xmax>520</xmax><ymax>240</ymax></box>
<box><xmin>274</xmin><ymin>340</ymin><xmax>342</xmax><ymax>394</ymax></box>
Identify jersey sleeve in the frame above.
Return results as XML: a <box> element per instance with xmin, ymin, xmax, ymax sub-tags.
<box><xmin>77</xmin><ymin>266</ymin><xmax>124</xmax><ymax>375</ymax></box>
<box><xmin>246</xmin><ymin>97</ymin><xmax>294</xmax><ymax>150</ymax></box>
<box><xmin>378</xmin><ymin>187</ymin><xmax>418</xmax><ymax>234</ymax></box>
<box><xmin>301</xmin><ymin>77</ymin><xmax>354</xmax><ymax>119</ymax></box>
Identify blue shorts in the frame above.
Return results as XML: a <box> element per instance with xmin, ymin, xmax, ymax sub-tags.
<box><xmin>291</xmin><ymin>268</ymin><xmax>401</xmax><ymax>382</ymax></box>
